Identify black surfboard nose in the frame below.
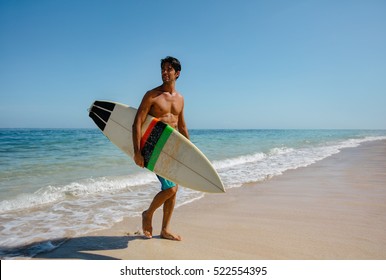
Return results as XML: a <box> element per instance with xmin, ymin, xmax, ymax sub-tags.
<box><xmin>89</xmin><ymin>110</ymin><xmax>106</xmax><ymax>131</ymax></box>
<box><xmin>88</xmin><ymin>100</ymin><xmax>116</xmax><ymax>131</ymax></box>
<box><xmin>93</xmin><ymin>101</ymin><xmax>116</xmax><ymax>111</ymax></box>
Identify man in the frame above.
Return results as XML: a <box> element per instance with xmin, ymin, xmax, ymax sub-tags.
<box><xmin>132</xmin><ymin>56</ymin><xmax>189</xmax><ymax>241</ymax></box>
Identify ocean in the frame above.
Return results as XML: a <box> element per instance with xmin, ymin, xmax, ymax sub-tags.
<box><xmin>1</xmin><ymin>128</ymin><xmax>386</xmax><ymax>258</ymax></box>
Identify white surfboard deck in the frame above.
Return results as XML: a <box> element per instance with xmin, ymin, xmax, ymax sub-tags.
<box><xmin>89</xmin><ymin>100</ymin><xmax>225</xmax><ymax>193</ymax></box>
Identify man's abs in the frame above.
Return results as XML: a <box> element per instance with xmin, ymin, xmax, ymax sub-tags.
<box><xmin>154</xmin><ymin>113</ymin><xmax>179</xmax><ymax>129</ymax></box>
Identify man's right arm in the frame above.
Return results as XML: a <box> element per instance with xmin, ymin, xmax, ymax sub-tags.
<box><xmin>132</xmin><ymin>92</ymin><xmax>153</xmax><ymax>168</ymax></box>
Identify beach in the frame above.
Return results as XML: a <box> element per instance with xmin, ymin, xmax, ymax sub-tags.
<box><xmin>35</xmin><ymin>139</ymin><xmax>386</xmax><ymax>260</ymax></box>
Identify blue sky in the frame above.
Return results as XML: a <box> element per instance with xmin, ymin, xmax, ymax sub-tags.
<box><xmin>1</xmin><ymin>0</ymin><xmax>385</xmax><ymax>129</ymax></box>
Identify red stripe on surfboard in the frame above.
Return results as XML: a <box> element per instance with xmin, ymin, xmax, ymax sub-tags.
<box><xmin>140</xmin><ymin>118</ymin><xmax>159</xmax><ymax>149</ymax></box>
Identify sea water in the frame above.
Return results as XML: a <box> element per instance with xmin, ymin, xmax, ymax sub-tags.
<box><xmin>1</xmin><ymin>128</ymin><xmax>386</xmax><ymax>258</ymax></box>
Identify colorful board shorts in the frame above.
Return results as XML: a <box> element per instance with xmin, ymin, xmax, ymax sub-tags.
<box><xmin>157</xmin><ymin>175</ymin><xmax>176</xmax><ymax>191</ymax></box>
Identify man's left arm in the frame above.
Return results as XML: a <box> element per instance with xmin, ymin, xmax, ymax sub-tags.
<box><xmin>178</xmin><ymin>107</ymin><xmax>189</xmax><ymax>140</ymax></box>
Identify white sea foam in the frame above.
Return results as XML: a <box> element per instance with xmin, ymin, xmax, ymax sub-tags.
<box><xmin>215</xmin><ymin>136</ymin><xmax>386</xmax><ymax>188</ymax></box>
<box><xmin>213</xmin><ymin>152</ymin><xmax>266</xmax><ymax>170</ymax></box>
<box><xmin>0</xmin><ymin>173</ymin><xmax>157</xmax><ymax>213</ymax></box>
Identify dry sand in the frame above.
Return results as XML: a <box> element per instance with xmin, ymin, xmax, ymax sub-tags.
<box><xmin>36</xmin><ymin>140</ymin><xmax>386</xmax><ymax>260</ymax></box>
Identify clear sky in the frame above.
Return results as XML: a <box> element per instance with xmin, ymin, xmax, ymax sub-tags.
<box><xmin>1</xmin><ymin>0</ymin><xmax>385</xmax><ymax>129</ymax></box>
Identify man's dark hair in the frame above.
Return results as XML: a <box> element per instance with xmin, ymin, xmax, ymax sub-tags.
<box><xmin>161</xmin><ymin>56</ymin><xmax>181</xmax><ymax>74</ymax></box>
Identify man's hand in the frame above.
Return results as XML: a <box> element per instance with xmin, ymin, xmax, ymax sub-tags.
<box><xmin>134</xmin><ymin>152</ymin><xmax>145</xmax><ymax>168</ymax></box>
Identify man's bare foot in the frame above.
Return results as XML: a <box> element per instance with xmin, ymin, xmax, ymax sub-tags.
<box><xmin>161</xmin><ymin>229</ymin><xmax>182</xmax><ymax>241</ymax></box>
<box><xmin>142</xmin><ymin>211</ymin><xmax>152</xmax><ymax>239</ymax></box>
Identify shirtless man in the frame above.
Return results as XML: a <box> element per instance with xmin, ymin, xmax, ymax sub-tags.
<box><xmin>132</xmin><ymin>56</ymin><xmax>189</xmax><ymax>241</ymax></box>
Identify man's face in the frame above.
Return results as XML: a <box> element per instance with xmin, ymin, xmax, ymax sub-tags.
<box><xmin>161</xmin><ymin>62</ymin><xmax>180</xmax><ymax>83</ymax></box>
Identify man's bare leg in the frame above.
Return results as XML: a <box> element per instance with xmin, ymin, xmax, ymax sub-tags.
<box><xmin>161</xmin><ymin>185</ymin><xmax>181</xmax><ymax>241</ymax></box>
<box><xmin>142</xmin><ymin>211</ymin><xmax>153</xmax><ymax>239</ymax></box>
<box><xmin>142</xmin><ymin>186</ymin><xmax>178</xmax><ymax>239</ymax></box>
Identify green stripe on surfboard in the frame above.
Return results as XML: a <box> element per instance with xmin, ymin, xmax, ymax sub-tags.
<box><xmin>146</xmin><ymin>125</ymin><xmax>174</xmax><ymax>171</ymax></box>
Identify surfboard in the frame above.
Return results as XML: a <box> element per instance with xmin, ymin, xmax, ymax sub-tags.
<box><xmin>88</xmin><ymin>100</ymin><xmax>225</xmax><ymax>193</ymax></box>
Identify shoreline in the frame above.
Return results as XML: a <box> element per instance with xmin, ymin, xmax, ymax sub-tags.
<box><xmin>36</xmin><ymin>140</ymin><xmax>386</xmax><ymax>259</ymax></box>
